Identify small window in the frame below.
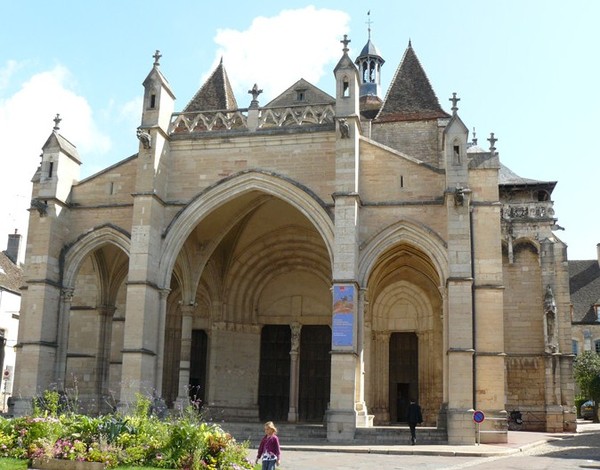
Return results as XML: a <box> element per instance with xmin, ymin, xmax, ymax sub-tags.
<box><xmin>595</xmin><ymin>305</ymin><xmax>600</xmax><ymax>322</ymax></box>
<box><xmin>150</xmin><ymin>94</ymin><xmax>156</xmax><ymax>109</ymax></box>
<box><xmin>400</xmin><ymin>175</ymin><xmax>404</xmax><ymax>188</ymax></box>
<box><xmin>343</xmin><ymin>79</ymin><xmax>349</xmax><ymax>97</ymax></box>
<box><xmin>48</xmin><ymin>161</ymin><xmax>54</xmax><ymax>178</ymax></box>
<box><xmin>296</xmin><ymin>90</ymin><xmax>305</xmax><ymax>102</ymax></box>
<box><xmin>595</xmin><ymin>339</ymin><xmax>600</xmax><ymax>354</ymax></box>
<box><xmin>572</xmin><ymin>340</ymin><xmax>579</xmax><ymax>355</ymax></box>
<box><xmin>453</xmin><ymin>145</ymin><xmax>461</xmax><ymax>164</ymax></box>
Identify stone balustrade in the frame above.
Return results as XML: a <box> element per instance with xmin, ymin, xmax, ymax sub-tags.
<box><xmin>169</xmin><ymin>103</ymin><xmax>335</xmax><ymax>135</ymax></box>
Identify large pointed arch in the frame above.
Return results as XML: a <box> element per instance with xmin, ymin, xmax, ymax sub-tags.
<box><xmin>158</xmin><ymin>170</ymin><xmax>335</xmax><ymax>288</ymax></box>
<box><xmin>358</xmin><ymin>218</ymin><xmax>448</xmax><ymax>286</ymax></box>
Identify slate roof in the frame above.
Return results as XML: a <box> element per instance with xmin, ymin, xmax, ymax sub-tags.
<box><xmin>569</xmin><ymin>259</ymin><xmax>600</xmax><ymax>323</ymax></box>
<box><xmin>183</xmin><ymin>59</ymin><xmax>238</xmax><ymax>112</ymax></box>
<box><xmin>376</xmin><ymin>41</ymin><xmax>449</xmax><ymax>122</ymax></box>
<box><xmin>498</xmin><ymin>164</ymin><xmax>557</xmax><ymax>192</ymax></box>
<box><xmin>0</xmin><ymin>252</ymin><xmax>22</xmax><ymax>295</ymax></box>
<box><xmin>356</xmin><ymin>39</ymin><xmax>384</xmax><ymax>62</ymax></box>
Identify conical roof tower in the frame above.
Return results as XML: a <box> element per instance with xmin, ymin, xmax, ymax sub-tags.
<box><xmin>376</xmin><ymin>41</ymin><xmax>449</xmax><ymax>122</ymax></box>
<box><xmin>183</xmin><ymin>58</ymin><xmax>238</xmax><ymax>112</ymax></box>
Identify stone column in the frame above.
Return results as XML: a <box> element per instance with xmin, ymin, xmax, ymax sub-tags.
<box><xmin>97</xmin><ymin>304</ymin><xmax>116</xmax><ymax>412</ymax></box>
<box><xmin>55</xmin><ymin>288</ymin><xmax>74</xmax><ymax>391</ymax></box>
<box><xmin>372</xmin><ymin>331</ymin><xmax>390</xmax><ymax>423</ymax></box>
<box><xmin>287</xmin><ymin>323</ymin><xmax>301</xmax><ymax>422</ymax></box>
<box><xmin>154</xmin><ymin>289</ymin><xmax>170</xmax><ymax>396</ymax></box>
<box><xmin>174</xmin><ymin>303</ymin><xmax>195</xmax><ymax>409</ymax></box>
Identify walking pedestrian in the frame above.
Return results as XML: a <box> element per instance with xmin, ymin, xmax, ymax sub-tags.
<box><xmin>407</xmin><ymin>399</ymin><xmax>423</xmax><ymax>445</ymax></box>
<box><xmin>255</xmin><ymin>421</ymin><xmax>281</xmax><ymax>469</ymax></box>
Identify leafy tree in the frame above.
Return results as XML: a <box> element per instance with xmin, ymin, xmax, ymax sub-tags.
<box><xmin>573</xmin><ymin>350</ymin><xmax>600</xmax><ymax>422</ymax></box>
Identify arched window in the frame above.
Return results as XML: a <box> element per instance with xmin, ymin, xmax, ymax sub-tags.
<box><xmin>572</xmin><ymin>339</ymin><xmax>579</xmax><ymax>355</ymax></box>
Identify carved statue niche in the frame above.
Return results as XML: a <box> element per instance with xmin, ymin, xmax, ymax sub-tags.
<box><xmin>543</xmin><ymin>284</ymin><xmax>558</xmax><ymax>352</ymax></box>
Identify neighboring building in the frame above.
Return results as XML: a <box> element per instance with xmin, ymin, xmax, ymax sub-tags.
<box><xmin>0</xmin><ymin>231</ymin><xmax>23</xmax><ymax>411</ymax></box>
<box><xmin>11</xmin><ymin>31</ymin><xmax>575</xmax><ymax>444</ymax></box>
<box><xmin>570</xmin><ymin>245</ymin><xmax>600</xmax><ymax>356</ymax></box>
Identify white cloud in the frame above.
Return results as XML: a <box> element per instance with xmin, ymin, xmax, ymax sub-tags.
<box><xmin>0</xmin><ymin>64</ymin><xmax>111</xmax><ymax>260</ymax></box>
<box><xmin>212</xmin><ymin>6</ymin><xmax>350</xmax><ymax>103</ymax></box>
<box><xmin>0</xmin><ymin>60</ymin><xmax>23</xmax><ymax>91</ymax></box>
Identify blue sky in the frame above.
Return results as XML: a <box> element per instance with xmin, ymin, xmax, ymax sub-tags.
<box><xmin>1</xmin><ymin>1</ymin><xmax>598</xmax><ymax>260</ymax></box>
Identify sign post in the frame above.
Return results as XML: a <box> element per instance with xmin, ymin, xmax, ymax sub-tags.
<box><xmin>473</xmin><ymin>410</ymin><xmax>485</xmax><ymax>445</ymax></box>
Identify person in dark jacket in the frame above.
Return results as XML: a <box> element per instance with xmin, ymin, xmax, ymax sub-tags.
<box><xmin>407</xmin><ymin>399</ymin><xmax>423</xmax><ymax>445</ymax></box>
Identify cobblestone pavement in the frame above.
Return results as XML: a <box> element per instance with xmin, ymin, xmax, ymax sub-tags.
<box><xmin>252</xmin><ymin>420</ymin><xmax>600</xmax><ymax>470</ymax></box>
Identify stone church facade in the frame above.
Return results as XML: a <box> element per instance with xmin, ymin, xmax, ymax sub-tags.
<box><xmin>11</xmin><ymin>33</ymin><xmax>576</xmax><ymax>444</ymax></box>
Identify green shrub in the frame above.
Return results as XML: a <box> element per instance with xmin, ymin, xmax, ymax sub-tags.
<box><xmin>0</xmin><ymin>393</ymin><xmax>253</xmax><ymax>469</ymax></box>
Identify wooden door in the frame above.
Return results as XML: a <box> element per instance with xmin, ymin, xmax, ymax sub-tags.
<box><xmin>299</xmin><ymin>325</ymin><xmax>331</xmax><ymax>422</ymax></box>
<box><xmin>258</xmin><ymin>325</ymin><xmax>291</xmax><ymax>421</ymax></box>
<box><xmin>389</xmin><ymin>332</ymin><xmax>418</xmax><ymax>423</ymax></box>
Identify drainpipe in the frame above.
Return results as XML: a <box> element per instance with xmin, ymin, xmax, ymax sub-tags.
<box><xmin>470</xmin><ymin>204</ymin><xmax>477</xmax><ymax>411</ymax></box>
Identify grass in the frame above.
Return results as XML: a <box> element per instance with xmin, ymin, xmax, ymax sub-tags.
<box><xmin>0</xmin><ymin>460</ymin><xmax>178</xmax><ymax>470</ymax></box>
<box><xmin>0</xmin><ymin>459</ymin><xmax>27</xmax><ymax>470</ymax></box>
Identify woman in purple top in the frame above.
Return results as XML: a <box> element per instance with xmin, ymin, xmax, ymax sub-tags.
<box><xmin>255</xmin><ymin>421</ymin><xmax>281</xmax><ymax>469</ymax></box>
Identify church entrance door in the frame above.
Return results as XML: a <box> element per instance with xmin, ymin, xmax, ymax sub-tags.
<box><xmin>258</xmin><ymin>325</ymin><xmax>291</xmax><ymax>421</ymax></box>
<box><xmin>299</xmin><ymin>325</ymin><xmax>331</xmax><ymax>422</ymax></box>
<box><xmin>189</xmin><ymin>330</ymin><xmax>208</xmax><ymax>406</ymax></box>
<box><xmin>389</xmin><ymin>332</ymin><xmax>418</xmax><ymax>423</ymax></box>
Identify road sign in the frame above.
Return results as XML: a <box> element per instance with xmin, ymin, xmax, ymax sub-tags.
<box><xmin>473</xmin><ymin>410</ymin><xmax>485</xmax><ymax>423</ymax></box>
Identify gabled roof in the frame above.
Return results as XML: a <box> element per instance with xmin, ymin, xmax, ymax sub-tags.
<box><xmin>183</xmin><ymin>59</ymin><xmax>238</xmax><ymax>112</ymax></box>
<box><xmin>143</xmin><ymin>66</ymin><xmax>176</xmax><ymax>100</ymax></box>
<box><xmin>376</xmin><ymin>41</ymin><xmax>449</xmax><ymax>122</ymax></box>
<box><xmin>265</xmin><ymin>79</ymin><xmax>334</xmax><ymax>108</ymax></box>
<box><xmin>570</xmin><ymin>259</ymin><xmax>600</xmax><ymax>323</ymax></box>
<box><xmin>42</xmin><ymin>132</ymin><xmax>81</xmax><ymax>164</ymax></box>
<box><xmin>0</xmin><ymin>252</ymin><xmax>22</xmax><ymax>295</ymax></box>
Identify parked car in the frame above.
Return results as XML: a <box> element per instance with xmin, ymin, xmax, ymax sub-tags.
<box><xmin>580</xmin><ymin>400</ymin><xmax>595</xmax><ymax>420</ymax></box>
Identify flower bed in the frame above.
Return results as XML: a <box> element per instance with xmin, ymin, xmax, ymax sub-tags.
<box><xmin>0</xmin><ymin>392</ymin><xmax>253</xmax><ymax>469</ymax></box>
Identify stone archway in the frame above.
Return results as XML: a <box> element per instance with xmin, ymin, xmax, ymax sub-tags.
<box><xmin>60</xmin><ymin>226</ymin><xmax>131</xmax><ymax>413</ymax></box>
<box><xmin>159</xmin><ymin>177</ymin><xmax>334</xmax><ymax>421</ymax></box>
<box><xmin>364</xmin><ymin>243</ymin><xmax>443</xmax><ymax>425</ymax></box>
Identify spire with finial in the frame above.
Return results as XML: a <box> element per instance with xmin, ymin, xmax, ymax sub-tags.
<box><xmin>53</xmin><ymin>113</ymin><xmax>61</xmax><ymax>132</ymax></box>
<box><xmin>449</xmin><ymin>92</ymin><xmax>460</xmax><ymax>116</ymax></box>
<box><xmin>472</xmin><ymin>127</ymin><xmax>477</xmax><ymax>145</ymax></box>
<box><xmin>367</xmin><ymin>10</ymin><xmax>372</xmax><ymax>40</ymax></box>
<box><xmin>153</xmin><ymin>49</ymin><xmax>162</xmax><ymax>67</ymax></box>
<box><xmin>488</xmin><ymin>132</ymin><xmax>498</xmax><ymax>155</ymax></box>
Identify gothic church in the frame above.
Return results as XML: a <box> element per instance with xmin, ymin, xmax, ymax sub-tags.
<box><xmin>11</xmin><ymin>31</ymin><xmax>575</xmax><ymax>444</ymax></box>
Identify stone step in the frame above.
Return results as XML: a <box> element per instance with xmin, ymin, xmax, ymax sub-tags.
<box><xmin>218</xmin><ymin>422</ymin><xmax>447</xmax><ymax>446</ymax></box>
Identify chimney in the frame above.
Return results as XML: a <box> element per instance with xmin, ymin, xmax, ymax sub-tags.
<box><xmin>5</xmin><ymin>229</ymin><xmax>21</xmax><ymax>264</ymax></box>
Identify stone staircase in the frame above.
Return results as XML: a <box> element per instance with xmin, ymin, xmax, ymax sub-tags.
<box><xmin>217</xmin><ymin>421</ymin><xmax>447</xmax><ymax>446</ymax></box>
